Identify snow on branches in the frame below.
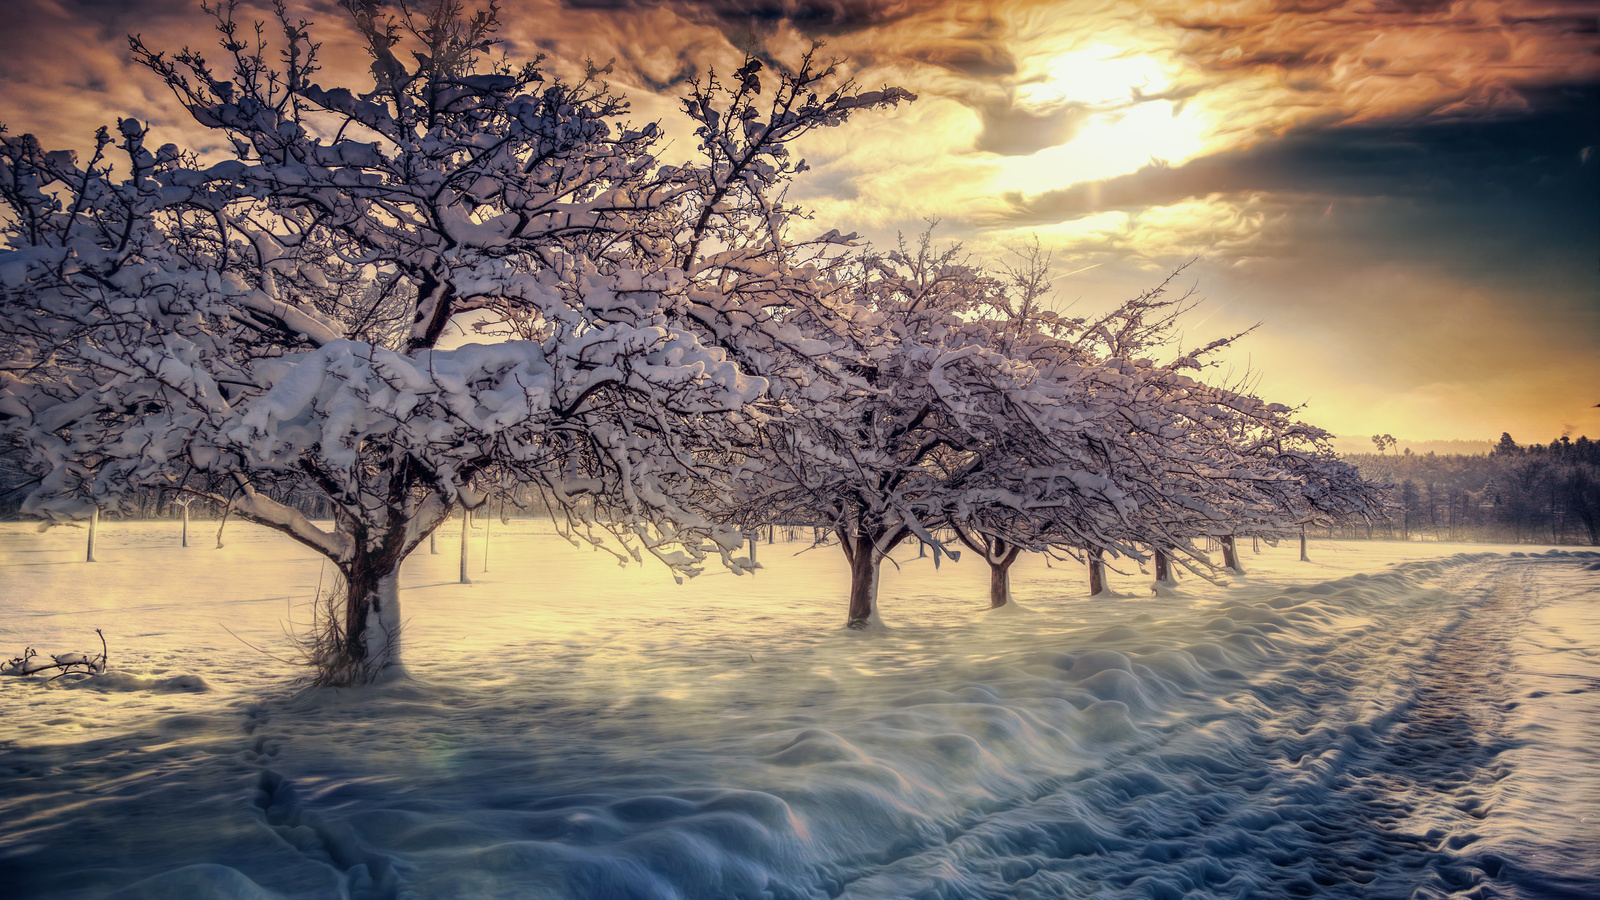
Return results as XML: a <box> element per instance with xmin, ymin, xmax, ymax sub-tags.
<box><xmin>723</xmin><ymin>235</ymin><xmax>1379</xmax><ymax>618</ymax></box>
<box><xmin>0</xmin><ymin>1</ymin><xmax>925</xmax><ymax>682</ymax></box>
<box><xmin>0</xmin><ymin>1</ymin><xmax>1377</xmax><ymax>673</ymax></box>
<box><xmin>2</xmin><ymin>630</ymin><xmax>107</xmax><ymax>678</ymax></box>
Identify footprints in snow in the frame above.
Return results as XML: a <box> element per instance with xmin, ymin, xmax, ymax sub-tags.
<box><xmin>242</xmin><ymin>703</ymin><xmax>400</xmax><ymax>900</ymax></box>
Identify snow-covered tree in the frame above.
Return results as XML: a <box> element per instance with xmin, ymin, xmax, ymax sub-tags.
<box><xmin>725</xmin><ymin>234</ymin><xmax>1145</xmax><ymax>623</ymax></box>
<box><xmin>939</xmin><ymin>242</ymin><xmax>1147</xmax><ymax>604</ymax></box>
<box><xmin>938</xmin><ymin>247</ymin><xmax>1382</xmax><ymax>601</ymax></box>
<box><xmin>0</xmin><ymin>1</ymin><xmax>908</xmax><ymax>683</ymax></box>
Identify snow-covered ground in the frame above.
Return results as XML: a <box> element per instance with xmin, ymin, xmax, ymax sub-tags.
<box><xmin>1</xmin><ymin>520</ymin><xmax>1596</xmax><ymax>899</ymax></box>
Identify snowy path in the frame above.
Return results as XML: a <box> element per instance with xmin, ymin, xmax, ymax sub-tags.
<box><xmin>1</xmin><ymin>527</ymin><xmax>1596</xmax><ymax>899</ymax></box>
<box><xmin>811</xmin><ymin>555</ymin><xmax>1585</xmax><ymax>899</ymax></box>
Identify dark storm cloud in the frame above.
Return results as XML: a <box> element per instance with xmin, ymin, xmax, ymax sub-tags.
<box><xmin>1163</xmin><ymin>0</ymin><xmax>1600</xmax><ymax>119</ymax></box>
<box><xmin>556</xmin><ymin>0</ymin><xmax>1016</xmax><ymax>92</ymax></box>
<box><xmin>561</xmin><ymin>0</ymin><xmax>940</xmax><ymax>34</ymax></box>
<box><xmin>971</xmin><ymin>98</ymin><xmax>1090</xmax><ymax>156</ymax></box>
<box><xmin>995</xmin><ymin>82</ymin><xmax>1600</xmax><ymax>229</ymax></box>
<box><xmin>903</xmin><ymin>38</ymin><xmax>1016</xmax><ymax>78</ymax></box>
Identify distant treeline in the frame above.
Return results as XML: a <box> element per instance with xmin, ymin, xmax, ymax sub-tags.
<box><xmin>1332</xmin><ymin>437</ymin><xmax>1494</xmax><ymax>457</ymax></box>
<box><xmin>1338</xmin><ymin>433</ymin><xmax>1598</xmax><ymax>545</ymax></box>
<box><xmin>9</xmin><ymin>434</ymin><xmax>1595</xmax><ymax>548</ymax></box>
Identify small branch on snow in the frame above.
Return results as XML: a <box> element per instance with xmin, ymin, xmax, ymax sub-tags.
<box><xmin>2</xmin><ymin>629</ymin><xmax>109</xmax><ymax>678</ymax></box>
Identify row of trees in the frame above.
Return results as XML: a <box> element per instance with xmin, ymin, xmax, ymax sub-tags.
<box><xmin>1343</xmin><ymin>434</ymin><xmax>1599</xmax><ymax>544</ymax></box>
<box><xmin>0</xmin><ymin>0</ymin><xmax>1379</xmax><ymax>684</ymax></box>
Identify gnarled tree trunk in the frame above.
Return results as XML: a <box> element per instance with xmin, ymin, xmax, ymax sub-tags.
<box><xmin>949</xmin><ymin>525</ymin><xmax>1020</xmax><ymax>608</ymax></box>
<box><xmin>1299</xmin><ymin>527</ymin><xmax>1309</xmax><ymax>562</ymax></box>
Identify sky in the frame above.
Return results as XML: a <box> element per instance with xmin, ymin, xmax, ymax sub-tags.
<box><xmin>0</xmin><ymin>0</ymin><xmax>1596</xmax><ymax>449</ymax></box>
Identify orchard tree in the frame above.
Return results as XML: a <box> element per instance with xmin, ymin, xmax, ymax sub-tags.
<box><xmin>937</xmin><ymin>251</ymin><xmax>1233</xmax><ymax>598</ymax></box>
<box><xmin>949</xmin><ymin>246</ymin><xmax>1382</xmax><ymax>598</ymax></box>
<box><xmin>1280</xmin><ymin>448</ymin><xmax>1384</xmax><ymax>559</ymax></box>
<box><xmin>941</xmin><ymin>243</ymin><xmax>1190</xmax><ymax>603</ymax></box>
<box><xmin>729</xmin><ymin>234</ymin><xmax>1140</xmax><ymax>624</ymax></box>
<box><xmin>0</xmin><ymin>0</ymin><xmax>906</xmax><ymax>682</ymax></box>
<box><xmin>726</xmin><ymin>238</ymin><xmax>981</xmax><ymax>627</ymax></box>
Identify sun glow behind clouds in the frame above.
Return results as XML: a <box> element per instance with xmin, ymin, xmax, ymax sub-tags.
<box><xmin>1019</xmin><ymin>46</ymin><xmax>1173</xmax><ymax>107</ymax></box>
<box><xmin>994</xmin><ymin>46</ymin><xmax>1210</xmax><ymax>196</ymax></box>
<box><xmin>993</xmin><ymin>100</ymin><xmax>1209</xmax><ymax>195</ymax></box>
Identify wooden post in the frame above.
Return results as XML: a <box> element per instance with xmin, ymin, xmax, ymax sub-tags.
<box><xmin>459</xmin><ymin>508</ymin><xmax>472</xmax><ymax>585</ymax></box>
<box><xmin>86</xmin><ymin>507</ymin><xmax>99</xmax><ymax>562</ymax></box>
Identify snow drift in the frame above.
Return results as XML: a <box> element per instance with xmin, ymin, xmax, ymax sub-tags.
<box><xmin>1</xmin><ymin>522</ymin><xmax>1595</xmax><ymax>899</ymax></box>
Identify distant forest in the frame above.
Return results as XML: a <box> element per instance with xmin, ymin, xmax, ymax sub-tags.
<box><xmin>1331</xmin><ymin>437</ymin><xmax>1494</xmax><ymax>457</ymax></box>
<box><xmin>1338</xmin><ymin>433</ymin><xmax>1599</xmax><ymax>546</ymax></box>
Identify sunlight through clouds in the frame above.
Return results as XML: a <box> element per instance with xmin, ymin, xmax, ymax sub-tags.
<box><xmin>987</xmin><ymin>194</ymin><xmax>1271</xmax><ymax>265</ymax></box>
<box><xmin>1019</xmin><ymin>45</ymin><xmax>1175</xmax><ymax>106</ymax></box>
<box><xmin>991</xmin><ymin>99</ymin><xmax>1210</xmax><ymax>193</ymax></box>
<box><xmin>991</xmin><ymin>209</ymin><xmax>1131</xmax><ymax>252</ymax></box>
<box><xmin>1120</xmin><ymin>194</ymin><xmax>1272</xmax><ymax>259</ymax></box>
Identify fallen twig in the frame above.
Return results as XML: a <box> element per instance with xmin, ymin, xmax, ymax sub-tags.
<box><xmin>3</xmin><ymin>629</ymin><xmax>108</xmax><ymax>677</ymax></box>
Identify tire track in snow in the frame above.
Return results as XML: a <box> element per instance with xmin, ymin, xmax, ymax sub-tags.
<box><xmin>830</xmin><ymin>556</ymin><xmax>1535</xmax><ymax>899</ymax></box>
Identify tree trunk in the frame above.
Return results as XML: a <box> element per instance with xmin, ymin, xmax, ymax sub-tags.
<box><xmin>459</xmin><ymin>508</ymin><xmax>472</xmax><ymax>585</ymax></box>
<box><xmin>840</xmin><ymin>527</ymin><xmax>906</xmax><ymax>628</ymax></box>
<box><xmin>335</xmin><ymin>563</ymin><xmax>404</xmax><ymax>683</ymax></box>
<box><xmin>845</xmin><ymin>536</ymin><xmax>879</xmax><ymax>628</ymax></box>
<box><xmin>181</xmin><ymin>504</ymin><xmax>189</xmax><ymax>548</ymax></box>
<box><xmin>86</xmin><ymin>507</ymin><xmax>99</xmax><ymax>562</ymax></box>
<box><xmin>1220</xmin><ymin>535</ymin><xmax>1241</xmax><ymax>573</ymax></box>
<box><xmin>989</xmin><ymin>545</ymin><xmax>1021</xmax><ymax>608</ymax></box>
<box><xmin>1299</xmin><ymin>528</ymin><xmax>1309</xmax><ymax>562</ymax></box>
<box><xmin>747</xmin><ymin>531</ymin><xmax>758</xmax><ymax>564</ymax></box>
<box><xmin>429</xmin><ymin>532</ymin><xmax>437</xmax><ymax>554</ymax></box>
<box><xmin>1087</xmin><ymin>546</ymin><xmax>1106</xmax><ymax>596</ymax></box>
<box><xmin>483</xmin><ymin>506</ymin><xmax>491</xmax><ymax>573</ymax></box>
<box><xmin>1153</xmin><ymin>547</ymin><xmax>1172</xmax><ymax>583</ymax></box>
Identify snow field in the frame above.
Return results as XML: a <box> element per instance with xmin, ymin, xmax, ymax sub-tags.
<box><xmin>1</xmin><ymin>521</ymin><xmax>1596</xmax><ymax>899</ymax></box>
